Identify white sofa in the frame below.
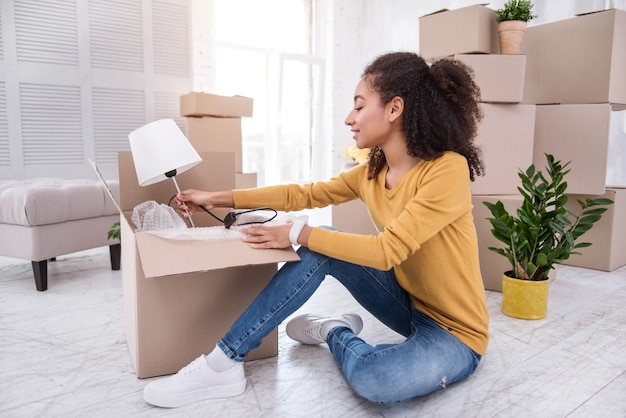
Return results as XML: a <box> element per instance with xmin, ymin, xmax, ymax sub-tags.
<box><xmin>0</xmin><ymin>178</ymin><xmax>121</xmax><ymax>291</ymax></box>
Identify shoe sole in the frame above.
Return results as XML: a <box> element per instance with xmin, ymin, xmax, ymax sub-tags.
<box><xmin>143</xmin><ymin>379</ymin><xmax>246</xmax><ymax>408</ymax></box>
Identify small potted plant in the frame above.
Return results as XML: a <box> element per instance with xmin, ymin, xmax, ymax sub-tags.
<box><xmin>108</xmin><ymin>221</ymin><xmax>121</xmax><ymax>241</ymax></box>
<box><xmin>495</xmin><ymin>0</ymin><xmax>537</xmax><ymax>54</ymax></box>
<box><xmin>108</xmin><ymin>221</ymin><xmax>121</xmax><ymax>270</ymax></box>
<box><xmin>483</xmin><ymin>154</ymin><xmax>613</xmax><ymax>319</ymax></box>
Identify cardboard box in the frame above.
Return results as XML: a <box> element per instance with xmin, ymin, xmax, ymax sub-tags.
<box><xmin>116</xmin><ymin>151</ymin><xmax>299</xmax><ymax>378</ymax></box>
<box><xmin>455</xmin><ymin>54</ymin><xmax>526</xmax><ymax>103</ymax></box>
<box><xmin>419</xmin><ymin>4</ymin><xmax>498</xmax><ymax>61</ymax></box>
<box><xmin>331</xmin><ymin>200</ymin><xmax>378</xmax><ymax>236</ymax></box>
<box><xmin>471</xmin><ymin>104</ymin><xmax>536</xmax><ymax>195</ymax></box>
<box><xmin>522</xmin><ymin>9</ymin><xmax>626</xmax><ymax>105</ymax></box>
<box><xmin>186</xmin><ymin>117</ymin><xmax>243</xmax><ymax>172</ymax></box>
<box><xmin>472</xmin><ymin>195</ymin><xmax>523</xmax><ymax>291</ymax></box>
<box><xmin>236</xmin><ymin>172</ymin><xmax>257</xmax><ymax>189</ymax></box>
<box><xmin>533</xmin><ymin>104</ymin><xmax>615</xmax><ymax>195</ymax></box>
<box><xmin>181</xmin><ymin>92</ymin><xmax>254</xmax><ymax>117</ymax></box>
<box><xmin>562</xmin><ymin>188</ymin><xmax>626</xmax><ymax>271</ymax></box>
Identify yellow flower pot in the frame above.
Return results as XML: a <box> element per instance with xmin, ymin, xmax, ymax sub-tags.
<box><xmin>501</xmin><ymin>273</ymin><xmax>550</xmax><ymax>320</ymax></box>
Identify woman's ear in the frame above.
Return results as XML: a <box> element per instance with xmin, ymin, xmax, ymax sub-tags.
<box><xmin>388</xmin><ymin>96</ymin><xmax>404</xmax><ymax>122</ymax></box>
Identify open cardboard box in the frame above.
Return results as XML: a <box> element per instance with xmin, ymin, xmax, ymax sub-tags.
<box><xmin>95</xmin><ymin>151</ymin><xmax>299</xmax><ymax>378</ymax></box>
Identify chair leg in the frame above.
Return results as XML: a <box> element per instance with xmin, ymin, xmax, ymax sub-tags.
<box><xmin>110</xmin><ymin>244</ymin><xmax>121</xmax><ymax>271</ymax></box>
<box><xmin>32</xmin><ymin>260</ymin><xmax>48</xmax><ymax>291</ymax></box>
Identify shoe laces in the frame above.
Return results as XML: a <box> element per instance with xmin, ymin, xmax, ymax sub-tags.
<box><xmin>305</xmin><ymin>320</ymin><xmax>324</xmax><ymax>341</ymax></box>
<box><xmin>179</xmin><ymin>356</ymin><xmax>206</xmax><ymax>376</ymax></box>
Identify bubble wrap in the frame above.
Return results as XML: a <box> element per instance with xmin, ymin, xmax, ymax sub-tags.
<box><xmin>147</xmin><ymin>211</ymin><xmax>306</xmax><ymax>241</ymax></box>
<box><xmin>131</xmin><ymin>200</ymin><xmax>187</xmax><ymax>232</ymax></box>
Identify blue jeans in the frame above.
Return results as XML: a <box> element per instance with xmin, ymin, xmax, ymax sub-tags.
<box><xmin>217</xmin><ymin>245</ymin><xmax>482</xmax><ymax>404</ymax></box>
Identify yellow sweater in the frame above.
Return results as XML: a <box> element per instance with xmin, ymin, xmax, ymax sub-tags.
<box><xmin>232</xmin><ymin>151</ymin><xmax>489</xmax><ymax>355</ymax></box>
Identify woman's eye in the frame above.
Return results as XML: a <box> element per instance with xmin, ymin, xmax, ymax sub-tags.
<box><xmin>355</xmin><ymin>107</ymin><xmax>363</xmax><ymax>111</ymax></box>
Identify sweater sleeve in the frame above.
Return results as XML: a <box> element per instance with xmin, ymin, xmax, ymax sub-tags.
<box><xmin>307</xmin><ymin>154</ymin><xmax>472</xmax><ymax>270</ymax></box>
<box><xmin>231</xmin><ymin>164</ymin><xmax>367</xmax><ymax>211</ymax></box>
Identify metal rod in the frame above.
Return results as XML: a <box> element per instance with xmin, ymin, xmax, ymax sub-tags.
<box><xmin>170</xmin><ymin>176</ymin><xmax>195</xmax><ymax>228</ymax></box>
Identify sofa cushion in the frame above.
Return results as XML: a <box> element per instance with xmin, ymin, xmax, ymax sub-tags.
<box><xmin>0</xmin><ymin>178</ymin><xmax>120</xmax><ymax>226</ymax></box>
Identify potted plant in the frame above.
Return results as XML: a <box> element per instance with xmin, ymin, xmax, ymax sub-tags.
<box><xmin>108</xmin><ymin>221</ymin><xmax>121</xmax><ymax>241</ymax></box>
<box><xmin>495</xmin><ymin>0</ymin><xmax>537</xmax><ymax>54</ymax></box>
<box><xmin>108</xmin><ymin>221</ymin><xmax>121</xmax><ymax>270</ymax></box>
<box><xmin>483</xmin><ymin>154</ymin><xmax>613</xmax><ymax>319</ymax></box>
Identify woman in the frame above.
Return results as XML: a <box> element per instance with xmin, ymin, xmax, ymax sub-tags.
<box><xmin>143</xmin><ymin>51</ymin><xmax>489</xmax><ymax>407</ymax></box>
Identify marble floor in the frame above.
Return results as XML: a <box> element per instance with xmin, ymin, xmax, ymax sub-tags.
<box><xmin>1</xmin><ymin>246</ymin><xmax>625</xmax><ymax>418</ymax></box>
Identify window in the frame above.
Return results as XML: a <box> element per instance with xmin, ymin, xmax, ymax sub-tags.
<box><xmin>211</xmin><ymin>0</ymin><xmax>324</xmax><ymax>186</ymax></box>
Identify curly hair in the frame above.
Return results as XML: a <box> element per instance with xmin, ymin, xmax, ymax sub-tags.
<box><xmin>361</xmin><ymin>52</ymin><xmax>485</xmax><ymax>181</ymax></box>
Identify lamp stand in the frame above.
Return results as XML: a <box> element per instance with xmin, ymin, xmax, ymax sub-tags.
<box><xmin>165</xmin><ymin>170</ymin><xmax>195</xmax><ymax>228</ymax></box>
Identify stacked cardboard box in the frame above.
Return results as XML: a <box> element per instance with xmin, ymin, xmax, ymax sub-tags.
<box><xmin>420</xmin><ymin>6</ymin><xmax>626</xmax><ymax>289</ymax></box>
<box><xmin>522</xmin><ymin>9</ymin><xmax>626</xmax><ymax>272</ymax></box>
<box><xmin>420</xmin><ymin>4</ymin><xmax>536</xmax><ymax>290</ymax></box>
<box><xmin>181</xmin><ymin>92</ymin><xmax>257</xmax><ymax>189</ymax></box>
<box><xmin>419</xmin><ymin>5</ymin><xmax>499</xmax><ymax>61</ymax></box>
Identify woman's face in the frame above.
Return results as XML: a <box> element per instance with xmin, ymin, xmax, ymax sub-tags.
<box><xmin>344</xmin><ymin>77</ymin><xmax>395</xmax><ymax>150</ymax></box>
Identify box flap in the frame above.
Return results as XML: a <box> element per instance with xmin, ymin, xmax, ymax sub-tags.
<box><xmin>135</xmin><ymin>232</ymin><xmax>300</xmax><ymax>278</ymax></box>
<box><xmin>421</xmin><ymin>8</ymin><xmax>448</xmax><ymax>17</ymax></box>
<box><xmin>576</xmin><ymin>8</ymin><xmax>616</xmax><ymax>17</ymax></box>
<box><xmin>420</xmin><ymin>4</ymin><xmax>490</xmax><ymax>18</ymax></box>
<box><xmin>89</xmin><ymin>158</ymin><xmax>123</xmax><ymax>214</ymax></box>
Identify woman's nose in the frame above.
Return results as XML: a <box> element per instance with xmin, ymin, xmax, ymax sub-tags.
<box><xmin>344</xmin><ymin>111</ymin><xmax>354</xmax><ymax>126</ymax></box>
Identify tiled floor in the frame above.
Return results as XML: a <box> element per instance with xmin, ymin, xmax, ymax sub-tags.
<box><xmin>1</xmin><ymin>245</ymin><xmax>625</xmax><ymax>417</ymax></box>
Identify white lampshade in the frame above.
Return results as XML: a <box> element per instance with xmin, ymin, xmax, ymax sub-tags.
<box><xmin>128</xmin><ymin>119</ymin><xmax>202</xmax><ymax>186</ymax></box>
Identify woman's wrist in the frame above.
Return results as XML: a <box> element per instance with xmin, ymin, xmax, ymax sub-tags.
<box><xmin>209</xmin><ymin>191</ymin><xmax>235</xmax><ymax>208</ymax></box>
<box><xmin>289</xmin><ymin>218</ymin><xmax>307</xmax><ymax>245</ymax></box>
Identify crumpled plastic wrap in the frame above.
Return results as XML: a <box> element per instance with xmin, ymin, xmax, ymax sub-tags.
<box><xmin>131</xmin><ymin>200</ymin><xmax>187</xmax><ymax>232</ymax></box>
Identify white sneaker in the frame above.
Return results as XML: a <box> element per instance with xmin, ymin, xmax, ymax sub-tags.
<box><xmin>286</xmin><ymin>313</ymin><xmax>363</xmax><ymax>345</ymax></box>
<box><xmin>143</xmin><ymin>355</ymin><xmax>246</xmax><ymax>408</ymax></box>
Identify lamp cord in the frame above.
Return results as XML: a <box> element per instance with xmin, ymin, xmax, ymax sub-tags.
<box><xmin>168</xmin><ymin>195</ymin><xmax>277</xmax><ymax>229</ymax></box>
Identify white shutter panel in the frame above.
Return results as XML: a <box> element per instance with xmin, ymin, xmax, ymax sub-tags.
<box><xmin>93</xmin><ymin>87</ymin><xmax>145</xmax><ymax>163</ymax></box>
<box><xmin>89</xmin><ymin>0</ymin><xmax>143</xmax><ymax>72</ymax></box>
<box><xmin>0</xmin><ymin>4</ymin><xmax>4</xmax><ymax>61</ymax></box>
<box><xmin>20</xmin><ymin>83</ymin><xmax>83</xmax><ymax>165</ymax></box>
<box><xmin>153</xmin><ymin>1</ymin><xmax>189</xmax><ymax>77</ymax></box>
<box><xmin>0</xmin><ymin>82</ymin><xmax>8</xmax><ymax>167</ymax></box>
<box><xmin>14</xmin><ymin>0</ymin><xmax>79</xmax><ymax>66</ymax></box>
<box><xmin>1</xmin><ymin>0</ymin><xmax>191</xmax><ymax>179</ymax></box>
<box><xmin>155</xmin><ymin>91</ymin><xmax>185</xmax><ymax>127</ymax></box>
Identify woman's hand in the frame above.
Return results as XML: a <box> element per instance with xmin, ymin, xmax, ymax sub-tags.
<box><xmin>241</xmin><ymin>224</ymin><xmax>292</xmax><ymax>249</ymax></box>
<box><xmin>241</xmin><ymin>222</ymin><xmax>312</xmax><ymax>249</ymax></box>
<box><xmin>175</xmin><ymin>189</ymin><xmax>211</xmax><ymax>218</ymax></box>
<box><xmin>176</xmin><ymin>190</ymin><xmax>235</xmax><ymax>219</ymax></box>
